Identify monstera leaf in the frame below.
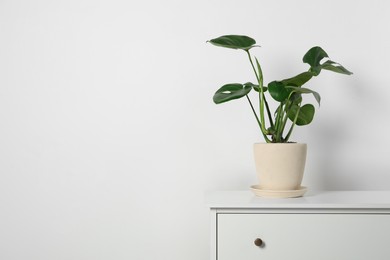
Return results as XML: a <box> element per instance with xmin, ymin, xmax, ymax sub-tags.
<box><xmin>286</xmin><ymin>86</ymin><xmax>321</xmax><ymax>106</ymax></box>
<box><xmin>303</xmin><ymin>46</ymin><xmax>353</xmax><ymax>76</ymax></box>
<box><xmin>213</xmin><ymin>83</ymin><xmax>252</xmax><ymax>104</ymax></box>
<box><xmin>268</xmin><ymin>72</ymin><xmax>314</xmax><ymax>103</ymax></box>
<box><xmin>288</xmin><ymin>104</ymin><xmax>315</xmax><ymax>126</ymax></box>
<box><xmin>268</xmin><ymin>81</ymin><xmax>291</xmax><ymax>102</ymax></box>
<box><xmin>208</xmin><ymin>35</ymin><xmax>257</xmax><ymax>50</ymax></box>
<box><xmin>303</xmin><ymin>46</ymin><xmax>329</xmax><ymax>76</ymax></box>
<box><xmin>282</xmin><ymin>72</ymin><xmax>313</xmax><ymax>87</ymax></box>
<box><xmin>321</xmin><ymin>60</ymin><xmax>353</xmax><ymax>75</ymax></box>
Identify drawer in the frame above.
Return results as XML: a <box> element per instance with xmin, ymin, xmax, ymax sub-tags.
<box><xmin>217</xmin><ymin>213</ymin><xmax>390</xmax><ymax>260</ymax></box>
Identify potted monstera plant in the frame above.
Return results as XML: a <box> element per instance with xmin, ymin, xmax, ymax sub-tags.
<box><xmin>208</xmin><ymin>35</ymin><xmax>352</xmax><ymax>198</ymax></box>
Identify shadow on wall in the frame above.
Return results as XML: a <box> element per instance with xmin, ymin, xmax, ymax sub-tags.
<box><xmin>314</xmin><ymin>77</ymin><xmax>390</xmax><ymax>190</ymax></box>
<box><xmin>314</xmin><ymin>119</ymin><xmax>351</xmax><ymax>190</ymax></box>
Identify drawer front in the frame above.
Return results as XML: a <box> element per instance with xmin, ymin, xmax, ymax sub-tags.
<box><xmin>218</xmin><ymin>213</ymin><xmax>390</xmax><ymax>260</ymax></box>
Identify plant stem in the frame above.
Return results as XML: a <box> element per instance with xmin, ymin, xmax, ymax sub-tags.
<box><xmin>264</xmin><ymin>99</ymin><xmax>274</xmax><ymax>129</ymax></box>
<box><xmin>246</xmin><ymin>50</ymin><xmax>260</xmax><ymax>80</ymax></box>
<box><xmin>245</xmin><ymin>50</ymin><xmax>272</xmax><ymax>137</ymax></box>
<box><xmin>284</xmin><ymin>104</ymin><xmax>301</xmax><ymax>142</ymax></box>
<box><xmin>284</xmin><ymin>125</ymin><xmax>294</xmax><ymax>143</ymax></box>
<box><xmin>274</xmin><ymin>104</ymin><xmax>284</xmax><ymax>142</ymax></box>
<box><xmin>279</xmin><ymin>112</ymin><xmax>289</xmax><ymax>141</ymax></box>
<box><xmin>246</xmin><ymin>95</ymin><xmax>261</xmax><ymax>129</ymax></box>
<box><xmin>246</xmin><ymin>95</ymin><xmax>271</xmax><ymax>142</ymax></box>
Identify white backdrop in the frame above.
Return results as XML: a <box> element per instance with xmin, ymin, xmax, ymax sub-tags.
<box><xmin>1</xmin><ymin>0</ymin><xmax>390</xmax><ymax>259</ymax></box>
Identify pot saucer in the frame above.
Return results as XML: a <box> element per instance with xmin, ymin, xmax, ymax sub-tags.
<box><xmin>250</xmin><ymin>185</ymin><xmax>307</xmax><ymax>198</ymax></box>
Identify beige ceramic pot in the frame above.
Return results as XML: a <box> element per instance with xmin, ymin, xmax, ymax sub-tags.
<box><xmin>253</xmin><ymin>143</ymin><xmax>307</xmax><ymax>191</ymax></box>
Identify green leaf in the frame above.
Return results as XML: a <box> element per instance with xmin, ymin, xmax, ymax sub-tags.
<box><xmin>282</xmin><ymin>72</ymin><xmax>313</xmax><ymax>87</ymax></box>
<box><xmin>286</xmin><ymin>86</ymin><xmax>321</xmax><ymax>106</ymax></box>
<box><xmin>244</xmin><ymin>82</ymin><xmax>267</xmax><ymax>92</ymax></box>
<box><xmin>321</xmin><ymin>60</ymin><xmax>353</xmax><ymax>75</ymax></box>
<box><xmin>213</xmin><ymin>83</ymin><xmax>252</xmax><ymax>104</ymax></box>
<box><xmin>303</xmin><ymin>46</ymin><xmax>329</xmax><ymax>76</ymax></box>
<box><xmin>268</xmin><ymin>81</ymin><xmax>291</xmax><ymax>102</ymax></box>
<box><xmin>290</xmin><ymin>93</ymin><xmax>302</xmax><ymax>104</ymax></box>
<box><xmin>303</xmin><ymin>46</ymin><xmax>329</xmax><ymax>68</ymax></box>
<box><xmin>207</xmin><ymin>35</ymin><xmax>257</xmax><ymax>50</ymax></box>
<box><xmin>269</xmin><ymin>72</ymin><xmax>314</xmax><ymax>103</ymax></box>
<box><xmin>255</xmin><ymin>57</ymin><xmax>263</xmax><ymax>85</ymax></box>
<box><xmin>288</xmin><ymin>104</ymin><xmax>315</xmax><ymax>126</ymax></box>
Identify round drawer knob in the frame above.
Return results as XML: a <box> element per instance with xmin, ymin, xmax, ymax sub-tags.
<box><xmin>254</xmin><ymin>238</ymin><xmax>263</xmax><ymax>247</ymax></box>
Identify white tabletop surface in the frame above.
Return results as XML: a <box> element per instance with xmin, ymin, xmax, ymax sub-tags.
<box><xmin>206</xmin><ymin>190</ymin><xmax>390</xmax><ymax>209</ymax></box>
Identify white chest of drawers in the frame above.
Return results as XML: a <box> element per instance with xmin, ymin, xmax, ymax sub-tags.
<box><xmin>207</xmin><ymin>191</ymin><xmax>390</xmax><ymax>260</ymax></box>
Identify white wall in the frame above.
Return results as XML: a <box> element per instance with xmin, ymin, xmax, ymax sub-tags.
<box><xmin>1</xmin><ymin>0</ymin><xmax>389</xmax><ymax>259</ymax></box>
